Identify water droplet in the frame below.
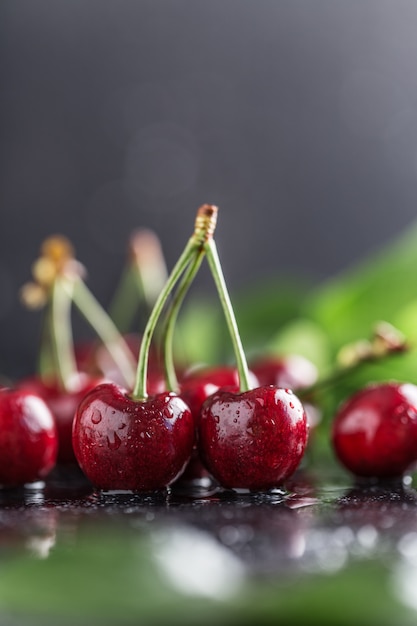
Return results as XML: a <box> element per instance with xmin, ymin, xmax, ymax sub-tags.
<box><xmin>289</xmin><ymin>402</ymin><xmax>294</xmax><ymax>409</ymax></box>
<box><xmin>107</xmin><ymin>431</ymin><xmax>122</xmax><ymax>450</ymax></box>
<box><xmin>91</xmin><ymin>409</ymin><xmax>102</xmax><ymax>424</ymax></box>
<box><xmin>233</xmin><ymin>418</ymin><xmax>238</xmax><ymax>423</ymax></box>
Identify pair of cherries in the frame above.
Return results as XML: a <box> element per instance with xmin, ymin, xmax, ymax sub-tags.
<box><xmin>73</xmin><ymin>206</ymin><xmax>309</xmax><ymax>492</ymax></box>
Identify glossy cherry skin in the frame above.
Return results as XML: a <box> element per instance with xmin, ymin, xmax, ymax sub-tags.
<box><xmin>72</xmin><ymin>383</ymin><xmax>195</xmax><ymax>491</ymax></box>
<box><xmin>0</xmin><ymin>388</ymin><xmax>58</xmax><ymax>486</ymax></box>
<box><xmin>19</xmin><ymin>373</ymin><xmax>101</xmax><ymax>464</ymax></box>
<box><xmin>198</xmin><ymin>386</ymin><xmax>308</xmax><ymax>491</ymax></box>
<box><xmin>332</xmin><ymin>382</ymin><xmax>417</xmax><ymax>478</ymax></box>
<box><xmin>180</xmin><ymin>366</ymin><xmax>258</xmax><ymax>421</ymax></box>
<box><xmin>250</xmin><ymin>355</ymin><xmax>321</xmax><ymax>432</ymax></box>
<box><xmin>177</xmin><ymin>366</ymin><xmax>259</xmax><ymax>483</ymax></box>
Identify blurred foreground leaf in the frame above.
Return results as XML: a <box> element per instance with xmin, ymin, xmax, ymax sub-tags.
<box><xmin>0</xmin><ymin>523</ymin><xmax>414</xmax><ymax>626</ymax></box>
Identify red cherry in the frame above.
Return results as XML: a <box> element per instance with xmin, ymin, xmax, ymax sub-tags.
<box><xmin>176</xmin><ymin>366</ymin><xmax>259</xmax><ymax>484</ymax></box>
<box><xmin>198</xmin><ymin>386</ymin><xmax>308</xmax><ymax>491</ymax></box>
<box><xmin>19</xmin><ymin>373</ymin><xmax>100</xmax><ymax>464</ymax></box>
<box><xmin>332</xmin><ymin>382</ymin><xmax>417</xmax><ymax>478</ymax></box>
<box><xmin>0</xmin><ymin>388</ymin><xmax>58</xmax><ymax>486</ymax></box>
<box><xmin>250</xmin><ymin>355</ymin><xmax>318</xmax><ymax>390</ymax></box>
<box><xmin>72</xmin><ymin>382</ymin><xmax>195</xmax><ymax>491</ymax></box>
<box><xmin>250</xmin><ymin>355</ymin><xmax>321</xmax><ymax>433</ymax></box>
<box><xmin>180</xmin><ymin>365</ymin><xmax>258</xmax><ymax>420</ymax></box>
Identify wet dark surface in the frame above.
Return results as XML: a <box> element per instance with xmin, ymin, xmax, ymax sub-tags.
<box><xmin>2</xmin><ymin>466</ymin><xmax>417</xmax><ymax>625</ymax></box>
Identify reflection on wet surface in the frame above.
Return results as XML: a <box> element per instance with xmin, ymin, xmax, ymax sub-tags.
<box><xmin>0</xmin><ymin>469</ymin><xmax>416</xmax><ymax>571</ymax></box>
<box><xmin>1</xmin><ymin>468</ymin><xmax>417</xmax><ymax>624</ymax></box>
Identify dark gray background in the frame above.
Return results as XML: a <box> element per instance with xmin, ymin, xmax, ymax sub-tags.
<box><xmin>2</xmin><ymin>1</ymin><xmax>417</xmax><ymax>377</ymax></box>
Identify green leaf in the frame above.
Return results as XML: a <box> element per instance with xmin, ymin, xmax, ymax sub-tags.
<box><xmin>230</xmin><ymin>277</ymin><xmax>311</xmax><ymax>354</ymax></box>
<box><xmin>268</xmin><ymin>317</ymin><xmax>332</xmax><ymax>374</ymax></box>
<box><xmin>175</xmin><ymin>296</ymin><xmax>223</xmax><ymax>366</ymax></box>
<box><xmin>235</xmin><ymin>560</ymin><xmax>416</xmax><ymax>626</ymax></box>
<box><xmin>307</xmin><ymin>221</ymin><xmax>417</xmax><ymax>353</ymax></box>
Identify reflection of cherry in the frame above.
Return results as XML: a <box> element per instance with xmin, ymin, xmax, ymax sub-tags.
<box><xmin>198</xmin><ymin>386</ymin><xmax>308</xmax><ymax>490</ymax></box>
<box><xmin>72</xmin><ymin>383</ymin><xmax>194</xmax><ymax>491</ymax></box>
<box><xmin>0</xmin><ymin>388</ymin><xmax>58</xmax><ymax>486</ymax></box>
<box><xmin>19</xmin><ymin>374</ymin><xmax>100</xmax><ymax>464</ymax></box>
<box><xmin>332</xmin><ymin>382</ymin><xmax>417</xmax><ymax>478</ymax></box>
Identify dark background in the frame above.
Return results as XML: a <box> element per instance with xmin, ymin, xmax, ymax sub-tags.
<box><xmin>2</xmin><ymin>1</ymin><xmax>417</xmax><ymax>377</ymax></box>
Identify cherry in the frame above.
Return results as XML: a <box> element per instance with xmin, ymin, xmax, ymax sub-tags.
<box><xmin>72</xmin><ymin>208</ymin><xmax>216</xmax><ymax>492</ymax></box>
<box><xmin>198</xmin><ymin>386</ymin><xmax>308</xmax><ymax>490</ymax></box>
<box><xmin>332</xmin><ymin>382</ymin><xmax>417</xmax><ymax>478</ymax></box>
<box><xmin>250</xmin><ymin>355</ymin><xmax>321</xmax><ymax>433</ymax></box>
<box><xmin>180</xmin><ymin>365</ymin><xmax>258</xmax><ymax>421</ymax></box>
<box><xmin>250</xmin><ymin>355</ymin><xmax>318</xmax><ymax>390</ymax></box>
<box><xmin>0</xmin><ymin>388</ymin><xmax>58</xmax><ymax>486</ymax></box>
<box><xmin>19</xmin><ymin>373</ymin><xmax>100</xmax><ymax>464</ymax></box>
<box><xmin>20</xmin><ymin>235</ymin><xmax>138</xmax><ymax>466</ymax></box>
<box><xmin>176</xmin><ymin>366</ymin><xmax>249</xmax><ymax>485</ymax></box>
<box><xmin>72</xmin><ymin>383</ymin><xmax>194</xmax><ymax>491</ymax></box>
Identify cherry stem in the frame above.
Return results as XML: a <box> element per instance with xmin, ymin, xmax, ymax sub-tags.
<box><xmin>49</xmin><ymin>278</ymin><xmax>78</xmax><ymax>391</ymax></box>
<box><xmin>204</xmin><ymin>238</ymin><xmax>252</xmax><ymax>393</ymax></box>
<box><xmin>108</xmin><ymin>230</ymin><xmax>168</xmax><ymax>333</ymax></box>
<box><xmin>130</xmin><ymin>229</ymin><xmax>168</xmax><ymax>310</ymax></box>
<box><xmin>131</xmin><ymin>239</ymin><xmax>198</xmax><ymax>401</ymax></box>
<box><xmin>37</xmin><ymin>303</ymin><xmax>55</xmax><ymax>380</ymax></box>
<box><xmin>69</xmin><ymin>279</ymin><xmax>137</xmax><ymax>389</ymax></box>
<box><xmin>298</xmin><ymin>348</ymin><xmax>406</xmax><ymax>402</ymax></box>
<box><xmin>161</xmin><ymin>247</ymin><xmax>206</xmax><ymax>392</ymax></box>
<box><xmin>107</xmin><ymin>265</ymin><xmax>140</xmax><ymax>334</ymax></box>
<box><xmin>131</xmin><ymin>204</ymin><xmax>218</xmax><ymax>402</ymax></box>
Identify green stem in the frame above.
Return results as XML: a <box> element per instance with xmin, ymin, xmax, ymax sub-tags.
<box><xmin>131</xmin><ymin>238</ymin><xmax>199</xmax><ymax>401</ymax></box>
<box><xmin>108</xmin><ymin>230</ymin><xmax>168</xmax><ymax>333</ymax></box>
<box><xmin>69</xmin><ymin>279</ymin><xmax>137</xmax><ymax>389</ymax></box>
<box><xmin>108</xmin><ymin>265</ymin><xmax>141</xmax><ymax>334</ymax></box>
<box><xmin>37</xmin><ymin>302</ymin><xmax>55</xmax><ymax>381</ymax></box>
<box><xmin>132</xmin><ymin>233</ymin><xmax>168</xmax><ymax>311</ymax></box>
<box><xmin>161</xmin><ymin>247</ymin><xmax>206</xmax><ymax>392</ymax></box>
<box><xmin>50</xmin><ymin>278</ymin><xmax>78</xmax><ymax>391</ymax></box>
<box><xmin>204</xmin><ymin>238</ymin><xmax>251</xmax><ymax>393</ymax></box>
<box><xmin>298</xmin><ymin>348</ymin><xmax>405</xmax><ymax>402</ymax></box>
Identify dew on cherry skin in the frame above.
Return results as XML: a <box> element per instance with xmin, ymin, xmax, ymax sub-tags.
<box><xmin>106</xmin><ymin>431</ymin><xmax>122</xmax><ymax>451</ymax></box>
<box><xmin>91</xmin><ymin>409</ymin><xmax>102</xmax><ymax>425</ymax></box>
